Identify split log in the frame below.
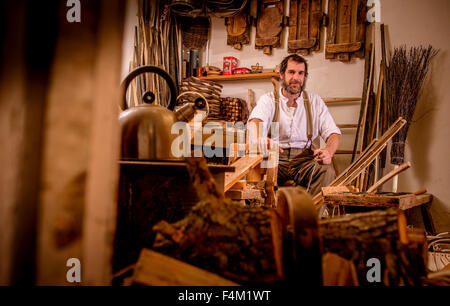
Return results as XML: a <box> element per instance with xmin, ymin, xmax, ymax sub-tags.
<box><xmin>152</xmin><ymin>158</ymin><xmax>279</xmax><ymax>283</ymax></box>
<box><xmin>319</xmin><ymin>208</ymin><xmax>427</xmax><ymax>285</ymax></box>
<box><xmin>152</xmin><ymin>158</ymin><xmax>322</xmax><ymax>284</ymax></box>
<box><xmin>152</xmin><ymin>196</ymin><xmax>279</xmax><ymax>283</ymax></box>
<box><xmin>132</xmin><ymin>249</ymin><xmax>239</xmax><ymax>286</ymax></box>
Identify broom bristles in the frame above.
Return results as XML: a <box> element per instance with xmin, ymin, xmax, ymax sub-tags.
<box><xmin>386</xmin><ymin>45</ymin><xmax>439</xmax><ymax>165</ymax></box>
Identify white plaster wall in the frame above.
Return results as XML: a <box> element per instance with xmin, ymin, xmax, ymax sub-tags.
<box><xmin>121</xmin><ymin>0</ymin><xmax>138</xmax><ymax>81</ymax></box>
<box><xmin>380</xmin><ymin>0</ymin><xmax>450</xmax><ymax>232</ymax></box>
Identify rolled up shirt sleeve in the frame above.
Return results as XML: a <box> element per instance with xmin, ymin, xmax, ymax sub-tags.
<box><xmin>248</xmin><ymin>93</ymin><xmax>275</xmax><ymax>135</ymax></box>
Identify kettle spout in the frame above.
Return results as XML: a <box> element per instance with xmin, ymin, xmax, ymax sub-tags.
<box><xmin>174</xmin><ymin>103</ymin><xmax>197</xmax><ymax>122</ymax></box>
<box><xmin>175</xmin><ymin>97</ymin><xmax>207</xmax><ymax>122</ymax></box>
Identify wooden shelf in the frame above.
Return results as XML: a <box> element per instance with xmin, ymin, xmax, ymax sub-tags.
<box><xmin>198</xmin><ymin>72</ymin><xmax>279</xmax><ymax>82</ymax></box>
<box><xmin>119</xmin><ymin>160</ymin><xmax>235</xmax><ymax>174</ymax></box>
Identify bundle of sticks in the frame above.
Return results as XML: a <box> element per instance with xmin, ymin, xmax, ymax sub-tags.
<box><xmin>126</xmin><ymin>1</ymin><xmax>181</xmax><ymax>109</ymax></box>
<box><xmin>385</xmin><ymin>45</ymin><xmax>439</xmax><ymax>166</ymax></box>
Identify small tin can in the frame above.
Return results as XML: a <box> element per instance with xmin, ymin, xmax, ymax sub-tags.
<box><xmin>223</xmin><ymin>56</ymin><xmax>238</xmax><ymax>75</ymax></box>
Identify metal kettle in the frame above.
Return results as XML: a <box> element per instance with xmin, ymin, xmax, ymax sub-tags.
<box><xmin>119</xmin><ymin>66</ymin><xmax>204</xmax><ymax>161</ymax></box>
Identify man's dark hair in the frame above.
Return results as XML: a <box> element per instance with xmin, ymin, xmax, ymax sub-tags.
<box><xmin>279</xmin><ymin>54</ymin><xmax>309</xmax><ymax>76</ymax></box>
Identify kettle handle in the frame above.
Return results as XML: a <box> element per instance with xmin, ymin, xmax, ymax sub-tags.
<box><xmin>121</xmin><ymin>65</ymin><xmax>178</xmax><ymax>111</ymax></box>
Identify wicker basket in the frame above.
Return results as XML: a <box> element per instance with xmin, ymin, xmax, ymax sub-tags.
<box><xmin>220</xmin><ymin>97</ymin><xmax>249</xmax><ymax>123</ymax></box>
<box><xmin>181</xmin><ymin>16</ymin><xmax>210</xmax><ymax>50</ymax></box>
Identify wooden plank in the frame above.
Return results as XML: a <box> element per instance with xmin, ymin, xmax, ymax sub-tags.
<box><xmin>225</xmin><ymin>189</ymin><xmax>265</xmax><ymax>200</ymax></box>
<box><xmin>119</xmin><ymin>160</ymin><xmax>235</xmax><ymax>175</ymax></box>
<box><xmin>229</xmin><ymin>180</ymin><xmax>247</xmax><ymax>190</ymax></box>
<box><xmin>324</xmin><ymin>193</ymin><xmax>416</xmax><ymax>208</ymax></box>
<box><xmin>358</xmin><ymin>30</ymin><xmax>375</xmax><ymax>157</ymax></box>
<box><xmin>351</xmin><ymin>40</ymin><xmax>372</xmax><ymax>162</ymax></box>
<box><xmin>132</xmin><ymin>249</ymin><xmax>239</xmax><ymax>286</ymax></box>
<box><xmin>338</xmin><ymin>0</ymin><xmax>352</xmax><ymax>60</ymax></box>
<box><xmin>35</xmin><ymin>1</ymin><xmax>119</xmax><ymax>285</ymax></box>
<box><xmin>289</xmin><ymin>39</ymin><xmax>317</xmax><ymax>50</ymax></box>
<box><xmin>310</xmin><ymin>0</ymin><xmax>322</xmax><ymax>51</ymax></box>
<box><xmin>265</xmin><ymin>151</ymin><xmax>278</xmax><ymax>206</ymax></box>
<box><xmin>325</xmin><ymin>0</ymin><xmax>338</xmax><ymax>59</ymax></box>
<box><xmin>400</xmin><ymin>194</ymin><xmax>433</xmax><ymax>210</ymax></box>
<box><xmin>224</xmin><ymin>155</ymin><xmax>263</xmax><ymax>192</ymax></box>
<box><xmin>337</xmin><ymin>124</ymin><xmax>358</xmax><ymax>128</ymax></box>
<box><xmin>324</xmin><ymin>193</ymin><xmax>433</xmax><ymax>211</ymax></box>
<box><xmin>350</xmin><ymin>0</ymin><xmax>358</xmax><ymax>42</ymax></box>
<box><xmin>288</xmin><ymin>0</ymin><xmax>299</xmax><ymax>42</ymax></box>
<box><xmin>368</xmin><ymin>65</ymin><xmax>384</xmax><ymax>143</ymax></box>
<box><xmin>246</xmin><ymin>163</ymin><xmax>265</xmax><ymax>182</ymax></box>
<box><xmin>354</xmin><ymin>0</ymin><xmax>367</xmax><ymax>58</ymax></box>
<box><xmin>326</xmin><ymin>41</ymin><xmax>362</xmax><ymax>53</ymax></box>
<box><xmin>198</xmin><ymin>72</ymin><xmax>279</xmax><ymax>82</ymax></box>
<box><xmin>299</xmin><ymin>0</ymin><xmax>310</xmax><ymax>41</ymax></box>
<box><xmin>321</xmin><ymin>186</ymin><xmax>359</xmax><ymax>196</ymax></box>
<box><xmin>82</xmin><ymin>0</ymin><xmax>125</xmax><ymax>285</ymax></box>
<box><xmin>367</xmin><ymin>162</ymin><xmax>410</xmax><ymax>193</ymax></box>
<box><xmin>323</xmin><ymin>97</ymin><xmax>361</xmax><ymax>104</ymax></box>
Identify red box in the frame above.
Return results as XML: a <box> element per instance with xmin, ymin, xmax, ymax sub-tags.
<box><xmin>233</xmin><ymin>68</ymin><xmax>251</xmax><ymax>74</ymax></box>
<box><xmin>223</xmin><ymin>56</ymin><xmax>238</xmax><ymax>75</ymax></box>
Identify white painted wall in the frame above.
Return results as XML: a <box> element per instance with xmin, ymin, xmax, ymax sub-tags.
<box><xmin>380</xmin><ymin>0</ymin><xmax>450</xmax><ymax>232</ymax></box>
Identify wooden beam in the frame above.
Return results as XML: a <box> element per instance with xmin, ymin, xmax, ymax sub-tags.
<box><xmin>82</xmin><ymin>0</ymin><xmax>125</xmax><ymax>286</ymax></box>
<box><xmin>224</xmin><ymin>155</ymin><xmax>263</xmax><ymax>192</ymax></box>
<box><xmin>225</xmin><ymin>189</ymin><xmax>265</xmax><ymax>200</ymax></box>
<box><xmin>229</xmin><ymin>180</ymin><xmax>247</xmax><ymax>190</ymax></box>
<box><xmin>367</xmin><ymin>162</ymin><xmax>411</xmax><ymax>193</ymax></box>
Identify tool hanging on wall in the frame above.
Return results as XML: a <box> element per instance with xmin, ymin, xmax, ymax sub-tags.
<box><xmin>325</xmin><ymin>0</ymin><xmax>367</xmax><ymax>62</ymax></box>
<box><xmin>287</xmin><ymin>0</ymin><xmax>324</xmax><ymax>55</ymax></box>
<box><xmin>225</xmin><ymin>2</ymin><xmax>252</xmax><ymax>50</ymax></box>
<box><xmin>255</xmin><ymin>0</ymin><xmax>285</xmax><ymax>55</ymax></box>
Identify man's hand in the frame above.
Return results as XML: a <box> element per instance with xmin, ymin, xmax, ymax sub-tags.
<box><xmin>313</xmin><ymin>148</ymin><xmax>333</xmax><ymax>165</ymax></box>
<box><xmin>249</xmin><ymin>137</ymin><xmax>283</xmax><ymax>157</ymax></box>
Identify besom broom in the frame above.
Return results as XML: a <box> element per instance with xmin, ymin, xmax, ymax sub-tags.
<box><xmin>385</xmin><ymin>45</ymin><xmax>438</xmax><ymax>190</ymax></box>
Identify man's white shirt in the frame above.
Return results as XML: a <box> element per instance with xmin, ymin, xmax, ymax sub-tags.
<box><xmin>248</xmin><ymin>88</ymin><xmax>341</xmax><ymax>149</ymax></box>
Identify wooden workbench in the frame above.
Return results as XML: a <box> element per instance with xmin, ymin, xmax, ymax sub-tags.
<box><xmin>323</xmin><ymin>192</ymin><xmax>435</xmax><ymax>234</ymax></box>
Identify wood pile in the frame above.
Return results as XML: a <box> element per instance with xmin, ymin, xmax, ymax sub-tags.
<box><xmin>141</xmin><ymin>158</ymin><xmax>428</xmax><ymax>286</ymax></box>
<box><xmin>151</xmin><ymin>158</ymin><xmax>282</xmax><ymax>283</ymax></box>
<box><xmin>320</xmin><ymin>208</ymin><xmax>427</xmax><ymax>285</ymax></box>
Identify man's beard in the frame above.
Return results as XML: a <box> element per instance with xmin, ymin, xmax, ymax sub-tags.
<box><xmin>281</xmin><ymin>79</ymin><xmax>304</xmax><ymax>95</ymax></box>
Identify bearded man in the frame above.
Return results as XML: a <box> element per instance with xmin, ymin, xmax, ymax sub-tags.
<box><xmin>248</xmin><ymin>54</ymin><xmax>341</xmax><ymax>201</ymax></box>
